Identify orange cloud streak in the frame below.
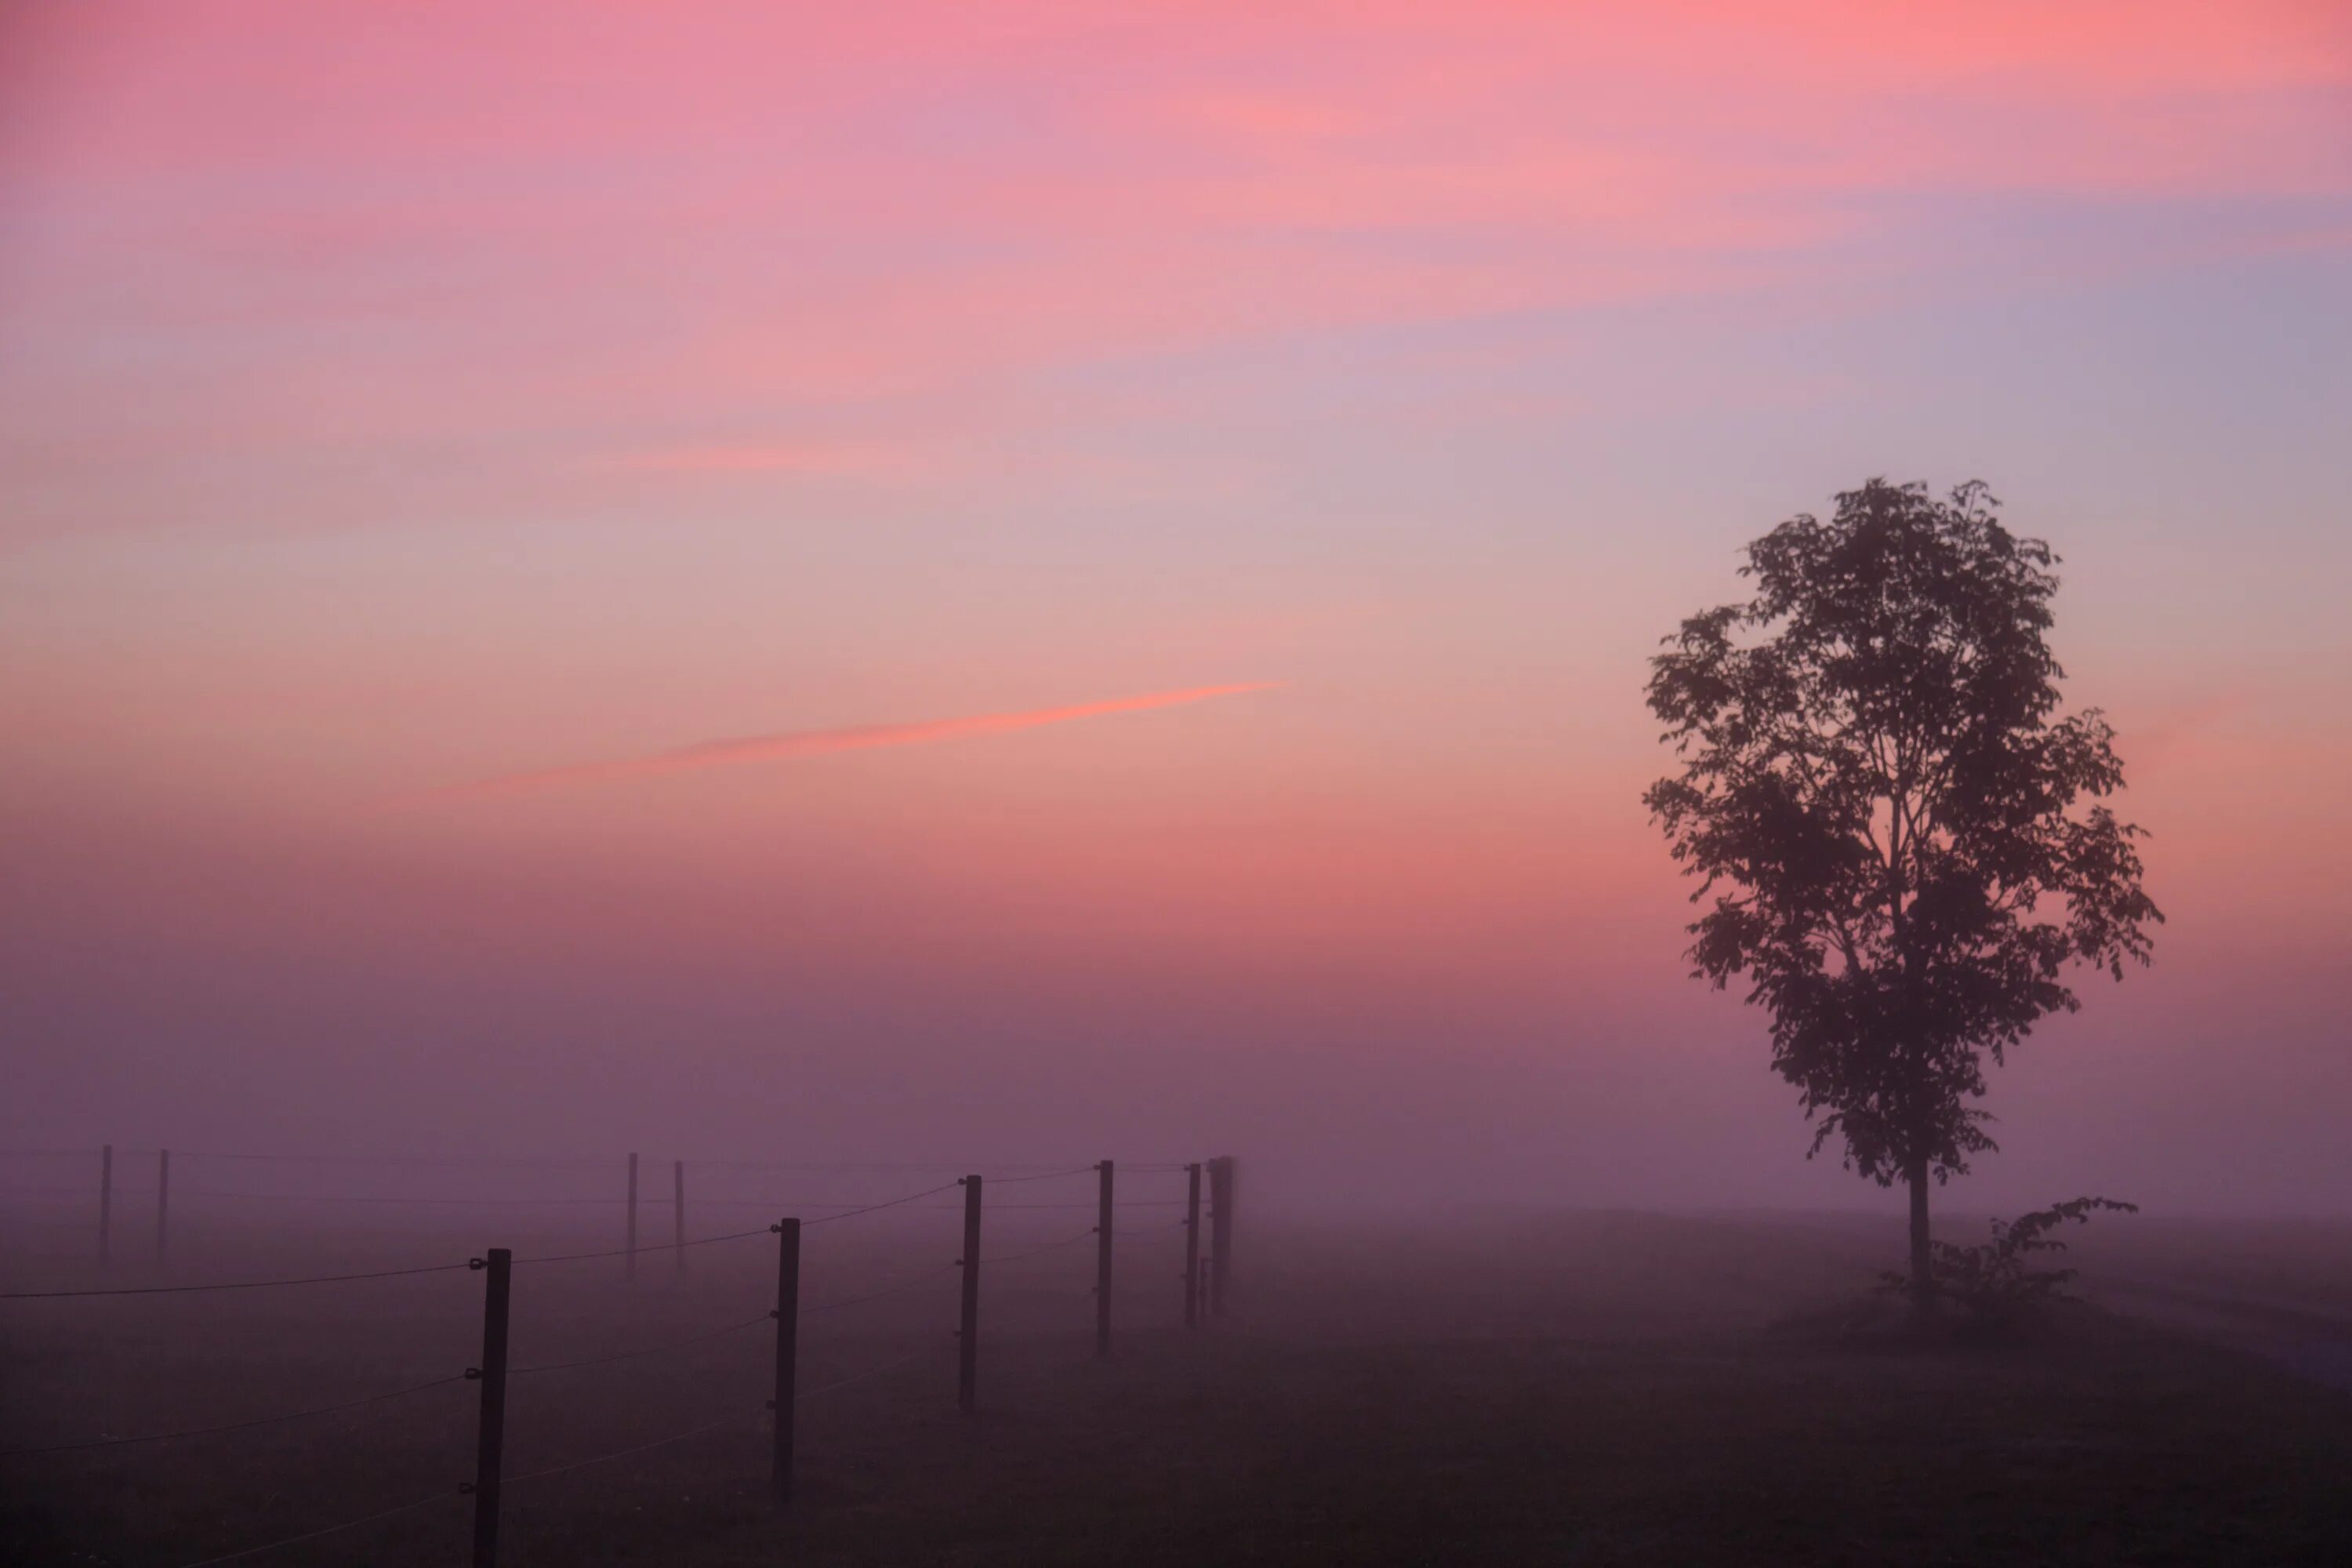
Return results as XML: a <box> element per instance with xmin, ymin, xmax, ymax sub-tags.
<box><xmin>435</xmin><ymin>682</ymin><xmax>1279</xmax><ymax>799</ymax></box>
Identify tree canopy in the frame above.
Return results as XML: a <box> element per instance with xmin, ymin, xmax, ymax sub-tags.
<box><xmin>1644</xmin><ymin>479</ymin><xmax>2161</xmax><ymax>1197</ymax></box>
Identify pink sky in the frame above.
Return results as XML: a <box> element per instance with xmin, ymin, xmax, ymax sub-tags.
<box><xmin>2</xmin><ymin>2</ymin><xmax>2348</xmax><ymax>1213</ymax></box>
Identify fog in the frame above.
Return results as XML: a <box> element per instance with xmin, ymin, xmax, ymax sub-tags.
<box><xmin>7</xmin><ymin>2</ymin><xmax>2351</xmax><ymax>1562</ymax></box>
<box><xmin>5</xmin><ymin>766</ymin><xmax>2343</xmax><ymax>1221</ymax></box>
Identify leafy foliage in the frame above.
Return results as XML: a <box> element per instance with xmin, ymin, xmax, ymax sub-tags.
<box><xmin>1880</xmin><ymin>1196</ymin><xmax>2140</xmax><ymax>1317</ymax></box>
<box><xmin>1644</xmin><ymin>481</ymin><xmax>2161</xmax><ymax>1191</ymax></box>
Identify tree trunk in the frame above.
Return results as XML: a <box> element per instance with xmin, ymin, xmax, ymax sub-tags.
<box><xmin>1906</xmin><ymin>1156</ymin><xmax>1933</xmax><ymax>1313</ymax></box>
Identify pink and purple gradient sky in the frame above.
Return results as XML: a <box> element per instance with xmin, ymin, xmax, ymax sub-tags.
<box><xmin>3</xmin><ymin>2</ymin><xmax>2348</xmax><ymax>1212</ymax></box>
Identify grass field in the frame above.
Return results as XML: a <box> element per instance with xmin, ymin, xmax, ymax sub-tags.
<box><xmin>5</xmin><ymin>1203</ymin><xmax>2350</xmax><ymax>1566</ymax></box>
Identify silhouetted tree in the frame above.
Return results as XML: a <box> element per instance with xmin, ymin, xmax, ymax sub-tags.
<box><xmin>1644</xmin><ymin>480</ymin><xmax>2160</xmax><ymax>1308</ymax></box>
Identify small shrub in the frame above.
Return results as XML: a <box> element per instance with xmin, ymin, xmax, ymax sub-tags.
<box><xmin>1883</xmin><ymin>1196</ymin><xmax>2139</xmax><ymax>1323</ymax></box>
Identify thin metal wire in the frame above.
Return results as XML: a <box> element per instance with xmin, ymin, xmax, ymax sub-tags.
<box><xmin>1125</xmin><ymin>1215</ymin><xmax>1192</xmax><ymax>1236</ymax></box>
<box><xmin>510</xmin><ymin>1225</ymin><xmax>772</xmax><ymax>1266</ymax></box>
<box><xmin>681</xmin><ymin>1197</ymin><xmax>1178</xmax><ymax>1211</ymax></box>
<box><xmin>586</xmin><ymin>1196</ymin><xmax>878</xmax><ymax>1211</ymax></box>
<box><xmin>797</xmin><ymin>1343</ymin><xmax>944</xmax><ymax>1402</ymax></box>
<box><xmin>511</xmin><ymin>1173</ymin><xmax>967</xmax><ymax>1260</ymax></box>
<box><xmin>802</xmin><ymin>1264</ymin><xmax>960</xmax><ymax>1316</ymax></box>
<box><xmin>1</xmin><ymin>1374</ymin><xmax>469</xmax><ymax>1456</ymax></box>
<box><xmin>983</xmin><ymin>1165</ymin><xmax>1101</xmax><ymax>1185</ymax></box>
<box><xmin>172</xmin><ymin>1489</ymin><xmax>457</xmax><ymax>1566</ymax></box>
<box><xmin>502</xmin><ymin>1412</ymin><xmax>748</xmax><ymax>1486</ymax></box>
<box><xmin>800</xmin><ymin>1181</ymin><xmax>963</xmax><ymax>1227</ymax></box>
<box><xmin>176</xmin><ymin>1190</ymin><xmax>626</xmax><ymax>1207</ymax></box>
<box><xmin>174</xmin><ymin>1150</ymin><xmax>612</xmax><ymax>1171</ymax></box>
<box><xmin>981</xmin><ymin>1229</ymin><xmax>1098</xmax><ymax>1265</ymax></box>
<box><xmin>501</xmin><ymin>1343</ymin><xmax>949</xmax><ymax>1486</ymax></box>
<box><xmin>0</xmin><ymin>1259</ymin><xmax>474</xmax><ymax>1301</ymax></box>
<box><xmin>691</xmin><ymin>1158</ymin><xmax>1097</xmax><ymax>1174</ymax></box>
<box><xmin>508</xmin><ymin>1314</ymin><xmax>771</xmax><ymax>1376</ymax></box>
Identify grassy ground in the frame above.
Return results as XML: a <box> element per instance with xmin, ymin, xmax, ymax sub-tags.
<box><xmin>5</xmin><ymin>1208</ymin><xmax>2350</xmax><ymax>1566</ymax></box>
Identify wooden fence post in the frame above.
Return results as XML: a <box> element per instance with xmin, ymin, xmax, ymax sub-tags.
<box><xmin>155</xmin><ymin>1149</ymin><xmax>169</xmax><ymax>1261</ymax></box>
<box><xmin>469</xmin><ymin>1247</ymin><xmax>512</xmax><ymax>1568</ymax></box>
<box><xmin>673</xmin><ymin>1160</ymin><xmax>687</xmax><ymax>1278</ymax></box>
<box><xmin>771</xmin><ymin>1218</ymin><xmax>800</xmax><ymax>1506</ymax></box>
<box><xmin>625</xmin><ymin>1152</ymin><xmax>639</xmax><ymax>1283</ymax></box>
<box><xmin>957</xmin><ymin>1174</ymin><xmax>982</xmax><ymax>1414</ymax></box>
<box><xmin>1208</xmin><ymin>1156</ymin><xmax>1236</xmax><ymax>1317</ymax></box>
<box><xmin>1094</xmin><ymin>1160</ymin><xmax>1114</xmax><ymax>1359</ymax></box>
<box><xmin>98</xmin><ymin>1145</ymin><xmax>113</xmax><ymax>1268</ymax></box>
<box><xmin>1183</xmin><ymin>1162</ymin><xmax>1203</xmax><ymax>1330</ymax></box>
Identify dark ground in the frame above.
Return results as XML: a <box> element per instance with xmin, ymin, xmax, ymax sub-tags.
<box><xmin>5</xmin><ymin>1204</ymin><xmax>2350</xmax><ymax>1566</ymax></box>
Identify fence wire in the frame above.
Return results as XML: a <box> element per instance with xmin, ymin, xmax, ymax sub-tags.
<box><xmin>982</xmin><ymin>1229</ymin><xmax>1099</xmax><ymax>1266</ymax></box>
<box><xmin>508</xmin><ymin>1313</ymin><xmax>773</xmax><ymax>1377</ymax></box>
<box><xmin>173</xmin><ymin>1490</ymin><xmax>458</xmax><ymax>1568</ymax></box>
<box><xmin>0</xmin><ymin>1258</ymin><xmax>474</xmax><ymax>1301</ymax></box>
<box><xmin>804</xmin><ymin>1264</ymin><xmax>961</xmax><ymax>1316</ymax></box>
<box><xmin>0</xmin><ymin>1373</ymin><xmax>468</xmax><ymax>1457</ymax></box>
<box><xmin>3</xmin><ymin>1147</ymin><xmax>1223</xmax><ymax>1564</ymax></box>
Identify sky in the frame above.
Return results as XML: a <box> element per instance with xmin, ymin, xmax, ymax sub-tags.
<box><xmin>3</xmin><ymin>1</ymin><xmax>2349</xmax><ymax>1216</ymax></box>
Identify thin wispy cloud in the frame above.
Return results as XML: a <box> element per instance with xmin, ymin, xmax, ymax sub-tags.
<box><xmin>432</xmin><ymin>682</ymin><xmax>1279</xmax><ymax>800</ymax></box>
<box><xmin>604</xmin><ymin>442</ymin><xmax>887</xmax><ymax>474</ymax></box>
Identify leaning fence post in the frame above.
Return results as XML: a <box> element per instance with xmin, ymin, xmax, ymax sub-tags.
<box><xmin>625</xmin><ymin>1152</ymin><xmax>639</xmax><ymax>1283</ymax></box>
<box><xmin>155</xmin><ymin>1149</ymin><xmax>170</xmax><ymax>1262</ymax></box>
<box><xmin>1095</xmin><ymin>1159</ymin><xmax>1114</xmax><ymax>1359</ymax></box>
<box><xmin>469</xmin><ymin>1247</ymin><xmax>513</xmax><ymax>1568</ymax></box>
<box><xmin>673</xmin><ymin>1160</ymin><xmax>688</xmax><ymax>1278</ymax></box>
<box><xmin>1183</xmin><ymin>1162</ymin><xmax>1203</xmax><ymax>1330</ymax></box>
<box><xmin>98</xmin><ymin>1144</ymin><xmax>113</xmax><ymax>1268</ymax></box>
<box><xmin>957</xmin><ymin>1174</ymin><xmax>982</xmax><ymax>1413</ymax></box>
<box><xmin>770</xmin><ymin>1217</ymin><xmax>800</xmax><ymax>1505</ymax></box>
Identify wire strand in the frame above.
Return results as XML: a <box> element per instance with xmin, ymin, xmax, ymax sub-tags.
<box><xmin>0</xmin><ymin>1260</ymin><xmax>473</xmax><ymax>1301</ymax></box>
<box><xmin>1</xmin><ymin>1374</ymin><xmax>468</xmax><ymax>1457</ymax></box>
<box><xmin>689</xmin><ymin>1158</ymin><xmax>1099</xmax><ymax>1174</ymax></box>
<box><xmin>508</xmin><ymin>1315</ymin><xmax>771</xmax><ymax>1376</ymax></box>
<box><xmin>503</xmin><ymin>1412</ymin><xmax>748</xmax><ymax>1485</ymax></box>
<box><xmin>174</xmin><ymin>1150</ymin><xmax>612</xmax><ymax>1171</ymax></box>
<box><xmin>982</xmin><ymin>1165</ymin><xmax>1101</xmax><ymax>1185</ymax></box>
<box><xmin>1122</xmin><ymin>1215</ymin><xmax>1193</xmax><ymax>1236</ymax></box>
<box><xmin>797</xmin><ymin>1343</ymin><xmax>943</xmax><ymax>1402</ymax></box>
<box><xmin>800</xmin><ymin>1181</ymin><xmax>963</xmax><ymax>1227</ymax></box>
<box><xmin>802</xmin><ymin>1264</ymin><xmax>960</xmax><ymax>1316</ymax></box>
<box><xmin>172</xmin><ymin>1490</ymin><xmax>456</xmax><ymax>1567</ymax></box>
<box><xmin>176</xmin><ymin>1190</ymin><xmax>626</xmax><ymax>1207</ymax></box>
<box><xmin>981</xmin><ymin>1229</ymin><xmax>1098</xmax><ymax>1266</ymax></box>
<box><xmin>510</xmin><ymin>1225</ymin><xmax>772</xmax><ymax>1266</ymax></box>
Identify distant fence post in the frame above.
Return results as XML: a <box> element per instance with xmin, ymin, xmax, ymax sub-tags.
<box><xmin>957</xmin><ymin>1174</ymin><xmax>982</xmax><ymax>1414</ymax></box>
<box><xmin>154</xmin><ymin>1149</ymin><xmax>169</xmax><ymax>1261</ymax></box>
<box><xmin>1183</xmin><ymin>1162</ymin><xmax>1203</xmax><ymax>1330</ymax></box>
<box><xmin>469</xmin><ymin>1247</ymin><xmax>513</xmax><ymax>1568</ymax></box>
<box><xmin>1094</xmin><ymin>1160</ymin><xmax>1114</xmax><ymax>1359</ymax></box>
<box><xmin>673</xmin><ymin>1160</ymin><xmax>687</xmax><ymax>1277</ymax></box>
<box><xmin>625</xmin><ymin>1152</ymin><xmax>639</xmax><ymax>1283</ymax></box>
<box><xmin>1207</xmin><ymin>1156</ymin><xmax>1236</xmax><ymax>1316</ymax></box>
<box><xmin>98</xmin><ymin>1144</ymin><xmax>113</xmax><ymax>1268</ymax></box>
<box><xmin>770</xmin><ymin>1218</ymin><xmax>800</xmax><ymax>1506</ymax></box>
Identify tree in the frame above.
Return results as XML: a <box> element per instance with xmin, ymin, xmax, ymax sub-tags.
<box><xmin>1642</xmin><ymin>479</ymin><xmax>2161</xmax><ymax>1308</ymax></box>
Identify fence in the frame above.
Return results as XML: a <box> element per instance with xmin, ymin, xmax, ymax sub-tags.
<box><xmin>0</xmin><ymin>1145</ymin><xmax>1242</xmax><ymax>1566</ymax></box>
